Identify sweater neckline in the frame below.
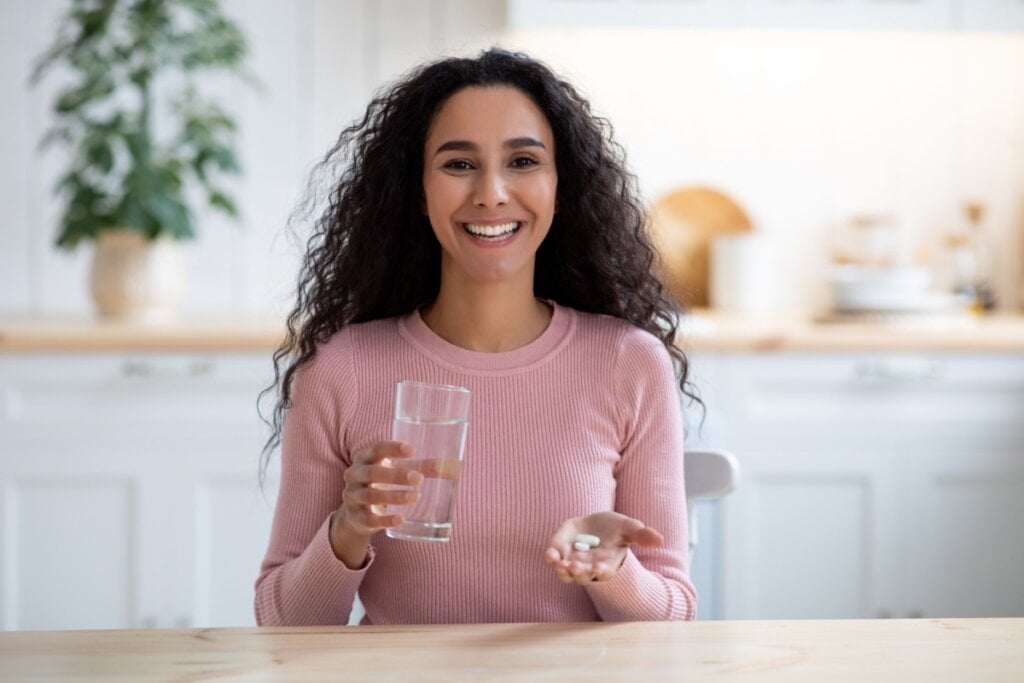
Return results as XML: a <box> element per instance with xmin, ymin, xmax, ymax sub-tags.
<box><xmin>397</xmin><ymin>301</ymin><xmax>575</xmax><ymax>374</ymax></box>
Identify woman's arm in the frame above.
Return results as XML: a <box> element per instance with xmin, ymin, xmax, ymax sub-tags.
<box><xmin>254</xmin><ymin>337</ymin><xmax>369</xmax><ymax>626</ymax></box>
<box><xmin>584</xmin><ymin>330</ymin><xmax>697</xmax><ymax>621</ymax></box>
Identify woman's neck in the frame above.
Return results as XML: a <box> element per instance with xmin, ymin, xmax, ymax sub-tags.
<box><xmin>420</xmin><ymin>282</ymin><xmax>553</xmax><ymax>353</ymax></box>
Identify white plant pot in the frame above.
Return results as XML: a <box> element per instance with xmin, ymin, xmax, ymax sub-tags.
<box><xmin>90</xmin><ymin>230</ymin><xmax>184</xmax><ymax>322</ymax></box>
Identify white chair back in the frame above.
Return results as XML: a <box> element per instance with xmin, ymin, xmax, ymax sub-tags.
<box><xmin>684</xmin><ymin>448</ymin><xmax>740</xmax><ymax>553</ymax></box>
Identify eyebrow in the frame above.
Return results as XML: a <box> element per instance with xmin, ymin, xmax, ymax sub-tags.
<box><xmin>434</xmin><ymin>137</ymin><xmax>547</xmax><ymax>155</ymax></box>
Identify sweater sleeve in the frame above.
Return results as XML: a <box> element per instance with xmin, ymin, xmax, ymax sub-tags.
<box><xmin>254</xmin><ymin>331</ymin><xmax>372</xmax><ymax>626</ymax></box>
<box><xmin>585</xmin><ymin>329</ymin><xmax>698</xmax><ymax>621</ymax></box>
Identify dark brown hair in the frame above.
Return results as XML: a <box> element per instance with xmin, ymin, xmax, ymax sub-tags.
<box><xmin>259</xmin><ymin>48</ymin><xmax>701</xmax><ymax>480</ymax></box>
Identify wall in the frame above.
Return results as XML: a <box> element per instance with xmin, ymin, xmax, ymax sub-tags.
<box><xmin>3</xmin><ymin>1</ymin><xmax>1023</xmax><ymax>316</ymax></box>
<box><xmin>1</xmin><ymin>0</ymin><xmax>503</xmax><ymax>317</ymax></box>
<box><xmin>506</xmin><ymin>27</ymin><xmax>1024</xmax><ymax>312</ymax></box>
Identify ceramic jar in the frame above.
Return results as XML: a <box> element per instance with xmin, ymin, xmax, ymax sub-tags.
<box><xmin>89</xmin><ymin>229</ymin><xmax>184</xmax><ymax>322</ymax></box>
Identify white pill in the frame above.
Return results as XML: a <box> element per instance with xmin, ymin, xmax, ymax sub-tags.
<box><xmin>573</xmin><ymin>541</ymin><xmax>591</xmax><ymax>552</ymax></box>
<box><xmin>575</xmin><ymin>533</ymin><xmax>600</xmax><ymax>547</ymax></box>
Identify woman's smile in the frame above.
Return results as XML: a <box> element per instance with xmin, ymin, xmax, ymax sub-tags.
<box><xmin>460</xmin><ymin>220</ymin><xmax>523</xmax><ymax>244</ymax></box>
<box><xmin>422</xmin><ymin>85</ymin><xmax>558</xmax><ymax>285</ymax></box>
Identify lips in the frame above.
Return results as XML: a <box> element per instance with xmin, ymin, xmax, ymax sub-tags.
<box><xmin>462</xmin><ymin>221</ymin><xmax>522</xmax><ymax>242</ymax></box>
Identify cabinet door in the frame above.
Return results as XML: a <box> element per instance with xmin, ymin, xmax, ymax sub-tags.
<box><xmin>719</xmin><ymin>439</ymin><xmax>904</xmax><ymax>619</ymax></box>
<box><xmin>960</xmin><ymin>0</ymin><xmax>1024</xmax><ymax>30</ymax></box>
<box><xmin>508</xmin><ymin>0</ymin><xmax>735</xmax><ymax>29</ymax></box>
<box><xmin>508</xmin><ymin>0</ymin><xmax>959</xmax><ymax>29</ymax></box>
<box><xmin>745</xmin><ymin>0</ymin><xmax>954</xmax><ymax>29</ymax></box>
<box><xmin>899</xmin><ymin>354</ymin><xmax>1024</xmax><ymax>617</ymax></box>
<box><xmin>717</xmin><ymin>352</ymin><xmax>1024</xmax><ymax>620</ymax></box>
<box><xmin>0</xmin><ymin>447</ymin><xmax>149</xmax><ymax>630</ymax></box>
<box><xmin>717</xmin><ymin>353</ymin><xmax>933</xmax><ymax>620</ymax></box>
<box><xmin>182</xmin><ymin>455</ymin><xmax>280</xmax><ymax>628</ymax></box>
<box><xmin>0</xmin><ymin>353</ymin><xmax>275</xmax><ymax>630</ymax></box>
<box><xmin>119</xmin><ymin>354</ymin><xmax>276</xmax><ymax>629</ymax></box>
<box><xmin>684</xmin><ymin>353</ymin><xmax>730</xmax><ymax>619</ymax></box>
<box><xmin>906</xmin><ymin>448</ymin><xmax>1024</xmax><ymax>617</ymax></box>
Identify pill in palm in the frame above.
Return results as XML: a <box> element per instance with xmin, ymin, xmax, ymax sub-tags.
<box><xmin>575</xmin><ymin>533</ymin><xmax>600</xmax><ymax>547</ymax></box>
<box><xmin>573</xmin><ymin>541</ymin><xmax>591</xmax><ymax>552</ymax></box>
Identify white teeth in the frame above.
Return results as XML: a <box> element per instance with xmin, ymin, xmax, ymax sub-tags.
<box><xmin>463</xmin><ymin>221</ymin><xmax>519</xmax><ymax>238</ymax></box>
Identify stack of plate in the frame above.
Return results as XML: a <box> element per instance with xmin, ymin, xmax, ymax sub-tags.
<box><xmin>828</xmin><ymin>265</ymin><xmax>966</xmax><ymax>315</ymax></box>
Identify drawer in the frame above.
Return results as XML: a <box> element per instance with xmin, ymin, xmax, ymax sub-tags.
<box><xmin>0</xmin><ymin>353</ymin><xmax>274</xmax><ymax>431</ymax></box>
<box><xmin>722</xmin><ymin>352</ymin><xmax>1024</xmax><ymax>430</ymax></box>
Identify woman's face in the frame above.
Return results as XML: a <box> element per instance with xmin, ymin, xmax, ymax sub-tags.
<box><xmin>422</xmin><ymin>85</ymin><xmax>557</xmax><ymax>290</ymax></box>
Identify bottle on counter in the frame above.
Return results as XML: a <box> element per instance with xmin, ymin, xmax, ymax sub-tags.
<box><xmin>946</xmin><ymin>201</ymin><xmax>996</xmax><ymax>313</ymax></box>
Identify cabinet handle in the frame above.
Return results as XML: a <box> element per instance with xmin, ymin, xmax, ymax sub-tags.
<box><xmin>854</xmin><ymin>358</ymin><xmax>941</xmax><ymax>382</ymax></box>
<box><xmin>121</xmin><ymin>360</ymin><xmax>215</xmax><ymax>379</ymax></box>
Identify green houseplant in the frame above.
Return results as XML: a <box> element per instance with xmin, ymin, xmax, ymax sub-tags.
<box><xmin>32</xmin><ymin>0</ymin><xmax>253</xmax><ymax>320</ymax></box>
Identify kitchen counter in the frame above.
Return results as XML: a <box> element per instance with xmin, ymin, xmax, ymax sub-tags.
<box><xmin>681</xmin><ymin>309</ymin><xmax>1024</xmax><ymax>352</ymax></box>
<box><xmin>0</xmin><ymin>314</ymin><xmax>284</xmax><ymax>352</ymax></box>
<box><xmin>1</xmin><ymin>310</ymin><xmax>1023</xmax><ymax>353</ymax></box>
<box><xmin>1</xmin><ymin>619</ymin><xmax>1021</xmax><ymax>682</ymax></box>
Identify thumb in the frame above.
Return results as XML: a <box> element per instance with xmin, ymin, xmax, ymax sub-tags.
<box><xmin>620</xmin><ymin>521</ymin><xmax>664</xmax><ymax>548</ymax></box>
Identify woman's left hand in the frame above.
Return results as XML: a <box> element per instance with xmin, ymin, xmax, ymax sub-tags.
<box><xmin>543</xmin><ymin>512</ymin><xmax>664</xmax><ymax>584</ymax></box>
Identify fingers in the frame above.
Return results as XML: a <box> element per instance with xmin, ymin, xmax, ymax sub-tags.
<box><xmin>543</xmin><ymin>545</ymin><xmax>621</xmax><ymax>585</ymax></box>
<box><xmin>339</xmin><ymin>441</ymin><xmax>422</xmax><ymax>536</ymax></box>
<box><xmin>343</xmin><ymin>485</ymin><xmax>420</xmax><ymax>507</ymax></box>
<box><xmin>407</xmin><ymin>458</ymin><xmax>462</xmax><ymax>480</ymax></box>
<box><xmin>344</xmin><ymin>463</ymin><xmax>423</xmax><ymax>487</ymax></box>
<box><xmin>543</xmin><ymin>513</ymin><xmax>664</xmax><ymax>586</ymax></box>
<box><xmin>339</xmin><ymin>505</ymin><xmax>402</xmax><ymax>532</ymax></box>
<box><xmin>355</xmin><ymin>440</ymin><xmax>414</xmax><ymax>465</ymax></box>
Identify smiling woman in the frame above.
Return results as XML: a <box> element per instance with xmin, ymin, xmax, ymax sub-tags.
<box><xmin>255</xmin><ymin>48</ymin><xmax>702</xmax><ymax>627</ymax></box>
<box><xmin>421</xmin><ymin>86</ymin><xmax>558</xmax><ymax>343</ymax></box>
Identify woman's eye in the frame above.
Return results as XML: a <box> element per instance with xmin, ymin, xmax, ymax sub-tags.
<box><xmin>443</xmin><ymin>159</ymin><xmax>473</xmax><ymax>171</ymax></box>
<box><xmin>510</xmin><ymin>156</ymin><xmax>538</xmax><ymax>169</ymax></box>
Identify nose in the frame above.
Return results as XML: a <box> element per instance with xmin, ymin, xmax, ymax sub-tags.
<box><xmin>473</xmin><ymin>168</ymin><xmax>509</xmax><ymax>208</ymax></box>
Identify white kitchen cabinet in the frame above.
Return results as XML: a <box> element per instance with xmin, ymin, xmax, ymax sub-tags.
<box><xmin>507</xmin><ymin>0</ymin><xmax>1021</xmax><ymax>31</ymax></box>
<box><xmin>4</xmin><ymin>347</ymin><xmax>1022</xmax><ymax>628</ymax></box>
<box><xmin>683</xmin><ymin>352</ymin><xmax>729</xmax><ymax>619</ymax></box>
<box><xmin>961</xmin><ymin>0</ymin><xmax>1024</xmax><ymax>30</ymax></box>
<box><xmin>0</xmin><ymin>353</ymin><xmax>279</xmax><ymax>630</ymax></box>
<box><xmin>713</xmin><ymin>352</ymin><xmax>1024</xmax><ymax>620</ymax></box>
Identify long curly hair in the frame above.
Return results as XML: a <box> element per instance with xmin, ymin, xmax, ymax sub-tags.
<box><xmin>259</xmin><ymin>48</ymin><xmax>701</xmax><ymax>480</ymax></box>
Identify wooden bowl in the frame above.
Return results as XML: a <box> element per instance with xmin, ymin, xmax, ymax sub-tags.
<box><xmin>648</xmin><ymin>186</ymin><xmax>753</xmax><ymax>307</ymax></box>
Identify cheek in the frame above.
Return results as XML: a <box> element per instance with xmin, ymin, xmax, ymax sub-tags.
<box><xmin>528</xmin><ymin>177</ymin><xmax>558</xmax><ymax>218</ymax></box>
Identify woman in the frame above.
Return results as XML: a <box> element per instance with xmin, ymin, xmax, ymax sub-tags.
<box><xmin>256</xmin><ymin>48</ymin><xmax>700</xmax><ymax>625</ymax></box>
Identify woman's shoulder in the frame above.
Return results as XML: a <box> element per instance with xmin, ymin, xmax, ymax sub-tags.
<box><xmin>569</xmin><ymin>307</ymin><xmax>667</xmax><ymax>356</ymax></box>
<box><xmin>300</xmin><ymin>316</ymin><xmax>403</xmax><ymax>378</ymax></box>
<box><xmin>319</xmin><ymin>316</ymin><xmax>401</xmax><ymax>352</ymax></box>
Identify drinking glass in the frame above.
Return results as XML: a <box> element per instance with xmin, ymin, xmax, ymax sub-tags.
<box><xmin>385</xmin><ymin>380</ymin><xmax>470</xmax><ymax>542</ymax></box>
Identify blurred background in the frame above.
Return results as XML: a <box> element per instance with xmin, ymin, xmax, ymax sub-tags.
<box><xmin>4</xmin><ymin>0</ymin><xmax>1023</xmax><ymax>318</ymax></box>
<box><xmin>2</xmin><ymin>0</ymin><xmax>1024</xmax><ymax>632</ymax></box>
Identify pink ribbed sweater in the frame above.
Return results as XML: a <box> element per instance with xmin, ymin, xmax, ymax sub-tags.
<box><xmin>255</xmin><ymin>303</ymin><xmax>696</xmax><ymax>624</ymax></box>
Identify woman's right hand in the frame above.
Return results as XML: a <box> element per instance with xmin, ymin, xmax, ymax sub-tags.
<box><xmin>328</xmin><ymin>440</ymin><xmax>423</xmax><ymax>567</ymax></box>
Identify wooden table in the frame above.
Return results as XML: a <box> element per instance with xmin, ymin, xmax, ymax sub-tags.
<box><xmin>1</xmin><ymin>619</ymin><xmax>1022</xmax><ymax>682</ymax></box>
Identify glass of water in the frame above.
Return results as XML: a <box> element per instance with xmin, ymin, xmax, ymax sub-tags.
<box><xmin>385</xmin><ymin>380</ymin><xmax>470</xmax><ymax>542</ymax></box>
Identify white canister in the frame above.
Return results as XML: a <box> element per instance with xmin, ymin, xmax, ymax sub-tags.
<box><xmin>709</xmin><ymin>233</ymin><xmax>777</xmax><ymax>315</ymax></box>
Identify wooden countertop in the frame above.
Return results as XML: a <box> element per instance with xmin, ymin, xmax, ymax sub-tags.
<box><xmin>1</xmin><ymin>619</ymin><xmax>1021</xmax><ymax>682</ymax></box>
<box><xmin>0</xmin><ymin>314</ymin><xmax>285</xmax><ymax>352</ymax></box>
<box><xmin>1</xmin><ymin>310</ymin><xmax>1023</xmax><ymax>353</ymax></box>
<box><xmin>680</xmin><ymin>310</ymin><xmax>1024</xmax><ymax>353</ymax></box>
